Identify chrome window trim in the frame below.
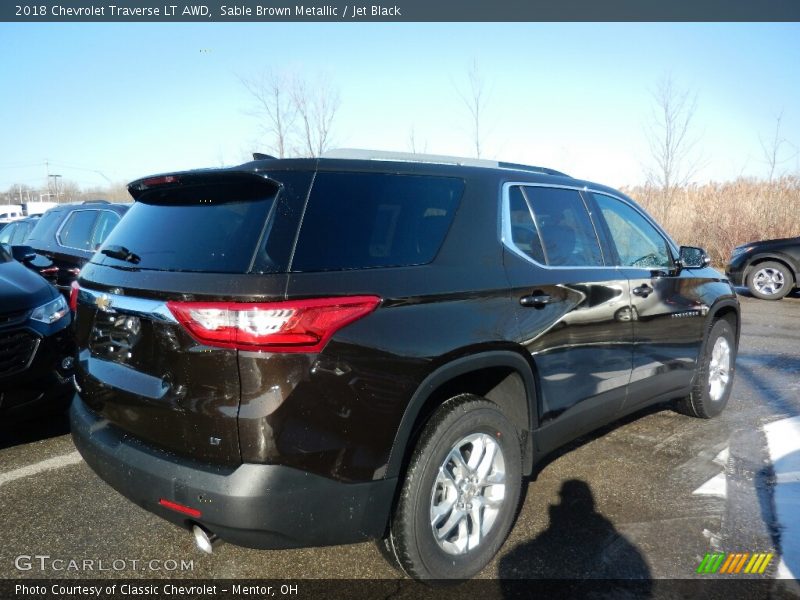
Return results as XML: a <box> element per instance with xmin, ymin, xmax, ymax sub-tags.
<box><xmin>77</xmin><ymin>288</ymin><xmax>177</xmax><ymax>323</ymax></box>
<box><xmin>500</xmin><ymin>181</ymin><xmax>679</xmax><ymax>271</ymax></box>
<box><xmin>500</xmin><ymin>182</ymin><xmax>607</xmax><ymax>271</ymax></box>
<box><xmin>55</xmin><ymin>209</ymin><xmax>120</xmax><ymax>253</ymax></box>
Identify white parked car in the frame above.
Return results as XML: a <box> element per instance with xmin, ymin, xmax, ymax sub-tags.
<box><xmin>0</xmin><ymin>204</ymin><xmax>24</xmax><ymax>224</ymax></box>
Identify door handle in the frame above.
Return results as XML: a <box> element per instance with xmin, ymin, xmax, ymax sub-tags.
<box><xmin>520</xmin><ymin>294</ymin><xmax>554</xmax><ymax>308</ymax></box>
<box><xmin>632</xmin><ymin>284</ymin><xmax>653</xmax><ymax>298</ymax></box>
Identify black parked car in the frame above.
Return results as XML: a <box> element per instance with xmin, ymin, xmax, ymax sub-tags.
<box><xmin>70</xmin><ymin>150</ymin><xmax>739</xmax><ymax>580</ymax></box>
<box><xmin>726</xmin><ymin>236</ymin><xmax>800</xmax><ymax>300</ymax></box>
<box><xmin>0</xmin><ymin>244</ymin><xmax>74</xmax><ymax>419</ymax></box>
<box><xmin>24</xmin><ymin>201</ymin><xmax>129</xmax><ymax>293</ymax></box>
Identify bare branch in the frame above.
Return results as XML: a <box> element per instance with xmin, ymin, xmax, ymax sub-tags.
<box><xmin>291</xmin><ymin>75</ymin><xmax>340</xmax><ymax>157</ymax></box>
<box><xmin>644</xmin><ymin>75</ymin><xmax>704</xmax><ymax>215</ymax></box>
<box><xmin>456</xmin><ymin>61</ymin><xmax>489</xmax><ymax>159</ymax></box>
<box><xmin>407</xmin><ymin>125</ymin><xmax>428</xmax><ymax>154</ymax></box>
<box><xmin>760</xmin><ymin>111</ymin><xmax>798</xmax><ymax>183</ymax></box>
<box><xmin>239</xmin><ymin>70</ymin><xmax>296</xmax><ymax>158</ymax></box>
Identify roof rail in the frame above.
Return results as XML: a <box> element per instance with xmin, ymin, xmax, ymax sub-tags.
<box><xmin>320</xmin><ymin>148</ymin><xmax>570</xmax><ymax>177</ymax></box>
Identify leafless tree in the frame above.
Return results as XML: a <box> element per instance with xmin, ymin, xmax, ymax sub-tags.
<box><xmin>456</xmin><ymin>61</ymin><xmax>489</xmax><ymax>159</ymax></box>
<box><xmin>240</xmin><ymin>70</ymin><xmax>341</xmax><ymax>158</ymax></box>
<box><xmin>291</xmin><ymin>75</ymin><xmax>340</xmax><ymax>157</ymax></box>
<box><xmin>644</xmin><ymin>75</ymin><xmax>703</xmax><ymax>212</ymax></box>
<box><xmin>1</xmin><ymin>184</ymin><xmax>36</xmax><ymax>205</ymax></box>
<box><xmin>760</xmin><ymin>112</ymin><xmax>798</xmax><ymax>183</ymax></box>
<box><xmin>240</xmin><ymin>70</ymin><xmax>296</xmax><ymax>158</ymax></box>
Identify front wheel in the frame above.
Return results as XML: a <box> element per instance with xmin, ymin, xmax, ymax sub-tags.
<box><xmin>746</xmin><ymin>261</ymin><xmax>793</xmax><ymax>300</ymax></box>
<box><xmin>676</xmin><ymin>319</ymin><xmax>737</xmax><ymax>419</ymax></box>
<box><xmin>384</xmin><ymin>395</ymin><xmax>522</xmax><ymax>580</ymax></box>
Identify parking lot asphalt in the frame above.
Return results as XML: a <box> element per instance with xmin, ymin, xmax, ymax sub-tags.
<box><xmin>0</xmin><ymin>291</ymin><xmax>798</xmax><ymax>582</ymax></box>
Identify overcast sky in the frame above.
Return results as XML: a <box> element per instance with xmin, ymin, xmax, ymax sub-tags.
<box><xmin>1</xmin><ymin>22</ymin><xmax>798</xmax><ymax>191</ymax></box>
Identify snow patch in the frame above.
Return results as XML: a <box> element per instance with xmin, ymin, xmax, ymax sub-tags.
<box><xmin>693</xmin><ymin>471</ymin><xmax>727</xmax><ymax>498</ymax></box>
<box><xmin>764</xmin><ymin>416</ymin><xmax>800</xmax><ymax>581</ymax></box>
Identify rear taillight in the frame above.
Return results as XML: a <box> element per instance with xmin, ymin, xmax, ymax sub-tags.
<box><xmin>69</xmin><ymin>281</ymin><xmax>80</xmax><ymax>312</ymax></box>
<box><xmin>132</xmin><ymin>175</ymin><xmax>180</xmax><ymax>192</ymax></box>
<box><xmin>167</xmin><ymin>296</ymin><xmax>381</xmax><ymax>353</ymax></box>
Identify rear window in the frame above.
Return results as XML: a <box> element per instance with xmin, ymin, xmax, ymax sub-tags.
<box><xmin>93</xmin><ymin>179</ymin><xmax>283</xmax><ymax>273</ymax></box>
<box><xmin>291</xmin><ymin>172</ymin><xmax>464</xmax><ymax>272</ymax></box>
<box><xmin>27</xmin><ymin>209</ymin><xmax>64</xmax><ymax>245</ymax></box>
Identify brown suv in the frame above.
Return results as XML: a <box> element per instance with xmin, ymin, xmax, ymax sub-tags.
<box><xmin>71</xmin><ymin>150</ymin><xmax>739</xmax><ymax>579</ymax></box>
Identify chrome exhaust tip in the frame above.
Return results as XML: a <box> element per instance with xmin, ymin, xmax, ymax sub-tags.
<box><xmin>192</xmin><ymin>524</ymin><xmax>218</xmax><ymax>554</ymax></box>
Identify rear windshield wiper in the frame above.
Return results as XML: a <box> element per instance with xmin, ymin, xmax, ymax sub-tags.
<box><xmin>101</xmin><ymin>245</ymin><xmax>141</xmax><ymax>264</ymax></box>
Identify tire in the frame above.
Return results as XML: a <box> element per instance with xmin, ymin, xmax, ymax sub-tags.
<box><xmin>384</xmin><ymin>394</ymin><xmax>522</xmax><ymax>580</ymax></box>
<box><xmin>676</xmin><ymin>319</ymin><xmax>737</xmax><ymax>419</ymax></box>
<box><xmin>746</xmin><ymin>261</ymin><xmax>794</xmax><ymax>300</ymax></box>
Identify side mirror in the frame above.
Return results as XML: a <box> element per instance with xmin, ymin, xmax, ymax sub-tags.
<box><xmin>678</xmin><ymin>246</ymin><xmax>711</xmax><ymax>269</ymax></box>
<box><xmin>11</xmin><ymin>245</ymin><xmax>37</xmax><ymax>264</ymax></box>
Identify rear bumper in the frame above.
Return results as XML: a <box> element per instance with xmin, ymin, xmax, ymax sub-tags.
<box><xmin>70</xmin><ymin>396</ymin><xmax>396</xmax><ymax>549</ymax></box>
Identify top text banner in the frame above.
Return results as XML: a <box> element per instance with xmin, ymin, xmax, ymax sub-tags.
<box><xmin>4</xmin><ymin>0</ymin><xmax>800</xmax><ymax>22</ymax></box>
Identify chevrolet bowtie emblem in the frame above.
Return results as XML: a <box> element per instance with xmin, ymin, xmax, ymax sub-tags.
<box><xmin>95</xmin><ymin>294</ymin><xmax>113</xmax><ymax>312</ymax></box>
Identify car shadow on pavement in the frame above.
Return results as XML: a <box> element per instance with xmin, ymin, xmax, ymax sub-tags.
<box><xmin>498</xmin><ymin>479</ymin><xmax>652</xmax><ymax>595</ymax></box>
<box><xmin>735</xmin><ymin>356</ymin><xmax>800</xmax><ymax>580</ymax></box>
<box><xmin>736</xmin><ymin>353</ymin><xmax>799</xmax><ymax>428</ymax></box>
<box><xmin>0</xmin><ymin>411</ymin><xmax>70</xmax><ymax>450</ymax></box>
<box><xmin>528</xmin><ymin>403</ymin><xmax>668</xmax><ymax>481</ymax></box>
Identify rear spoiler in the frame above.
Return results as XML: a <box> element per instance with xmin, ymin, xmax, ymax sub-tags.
<box><xmin>127</xmin><ymin>170</ymin><xmax>281</xmax><ymax>202</ymax></box>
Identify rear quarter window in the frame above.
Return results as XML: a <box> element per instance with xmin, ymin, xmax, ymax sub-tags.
<box><xmin>291</xmin><ymin>172</ymin><xmax>464</xmax><ymax>272</ymax></box>
<box><xmin>27</xmin><ymin>209</ymin><xmax>63</xmax><ymax>245</ymax></box>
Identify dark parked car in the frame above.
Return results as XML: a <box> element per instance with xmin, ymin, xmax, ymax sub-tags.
<box><xmin>726</xmin><ymin>236</ymin><xmax>800</xmax><ymax>300</ymax></box>
<box><xmin>24</xmin><ymin>201</ymin><xmax>129</xmax><ymax>293</ymax></box>
<box><xmin>70</xmin><ymin>151</ymin><xmax>739</xmax><ymax>580</ymax></box>
<box><xmin>0</xmin><ymin>215</ymin><xmax>38</xmax><ymax>246</ymax></box>
<box><xmin>0</xmin><ymin>243</ymin><xmax>74</xmax><ymax>419</ymax></box>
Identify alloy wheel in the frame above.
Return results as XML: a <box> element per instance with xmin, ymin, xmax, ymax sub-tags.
<box><xmin>429</xmin><ymin>433</ymin><xmax>506</xmax><ymax>555</ymax></box>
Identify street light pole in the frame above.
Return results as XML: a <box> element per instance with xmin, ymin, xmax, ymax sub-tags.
<box><xmin>49</xmin><ymin>174</ymin><xmax>62</xmax><ymax>202</ymax></box>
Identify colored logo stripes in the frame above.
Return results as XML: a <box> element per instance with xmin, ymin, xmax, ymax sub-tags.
<box><xmin>696</xmin><ymin>552</ymin><xmax>774</xmax><ymax>574</ymax></box>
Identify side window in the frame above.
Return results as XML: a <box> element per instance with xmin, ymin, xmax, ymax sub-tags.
<box><xmin>523</xmin><ymin>187</ymin><xmax>604</xmax><ymax>267</ymax></box>
<box><xmin>592</xmin><ymin>193</ymin><xmax>672</xmax><ymax>269</ymax></box>
<box><xmin>58</xmin><ymin>210</ymin><xmax>99</xmax><ymax>250</ymax></box>
<box><xmin>0</xmin><ymin>223</ymin><xmax>16</xmax><ymax>244</ymax></box>
<box><xmin>90</xmin><ymin>211</ymin><xmax>121</xmax><ymax>249</ymax></box>
<box><xmin>12</xmin><ymin>222</ymin><xmax>32</xmax><ymax>244</ymax></box>
<box><xmin>292</xmin><ymin>172</ymin><xmax>463</xmax><ymax>272</ymax></box>
<box><xmin>507</xmin><ymin>186</ymin><xmax>546</xmax><ymax>263</ymax></box>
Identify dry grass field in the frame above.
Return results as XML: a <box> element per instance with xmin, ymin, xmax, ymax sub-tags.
<box><xmin>623</xmin><ymin>176</ymin><xmax>800</xmax><ymax>266</ymax></box>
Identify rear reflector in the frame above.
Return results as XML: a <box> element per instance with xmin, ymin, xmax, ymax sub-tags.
<box><xmin>158</xmin><ymin>499</ymin><xmax>202</xmax><ymax>518</ymax></box>
<box><xmin>69</xmin><ymin>281</ymin><xmax>80</xmax><ymax>312</ymax></box>
<box><xmin>167</xmin><ymin>296</ymin><xmax>381</xmax><ymax>353</ymax></box>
